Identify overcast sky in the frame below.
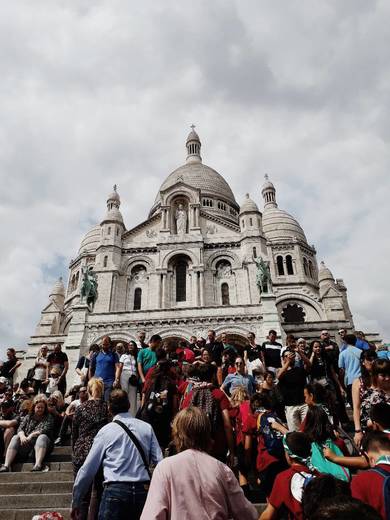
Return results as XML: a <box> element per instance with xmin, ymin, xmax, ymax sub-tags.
<box><xmin>1</xmin><ymin>0</ymin><xmax>389</xmax><ymax>358</ymax></box>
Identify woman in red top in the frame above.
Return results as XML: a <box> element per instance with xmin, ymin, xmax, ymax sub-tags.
<box><xmin>181</xmin><ymin>363</ymin><xmax>234</xmax><ymax>465</ymax></box>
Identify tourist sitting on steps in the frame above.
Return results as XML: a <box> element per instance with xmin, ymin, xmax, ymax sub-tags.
<box><xmin>0</xmin><ymin>394</ymin><xmax>54</xmax><ymax>472</ymax></box>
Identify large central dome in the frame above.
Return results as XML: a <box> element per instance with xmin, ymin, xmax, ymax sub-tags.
<box><xmin>150</xmin><ymin>129</ymin><xmax>238</xmax><ymax>215</ymax></box>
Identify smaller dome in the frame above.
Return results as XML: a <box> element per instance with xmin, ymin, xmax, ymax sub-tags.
<box><xmin>261</xmin><ymin>174</ymin><xmax>275</xmax><ymax>192</ymax></box>
<box><xmin>186</xmin><ymin>129</ymin><xmax>200</xmax><ymax>143</ymax></box>
<box><xmin>240</xmin><ymin>193</ymin><xmax>259</xmax><ymax>214</ymax></box>
<box><xmin>50</xmin><ymin>277</ymin><xmax>65</xmax><ymax>297</ymax></box>
<box><xmin>78</xmin><ymin>225</ymin><xmax>101</xmax><ymax>254</ymax></box>
<box><xmin>107</xmin><ymin>184</ymin><xmax>120</xmax><ymax>203</ymax></box>
<box><xmin>318</xmin><ymin>261</ymin><xmax>335</xmax><ymax>284</ymax></box>
<box><xmin>262</xmin><ymin>207</ymin><xmax>307</xmax><ymax>242</ymax></box>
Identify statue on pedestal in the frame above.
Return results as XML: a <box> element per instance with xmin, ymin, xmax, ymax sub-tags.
<box><xmin>80</xmin><ymin>266</ymin><xmax>98</xmax><ymax>308</ymax></box>
<box><xmin>175</xmin><ymin>204</ymin><xmax>187</xmax><ymax>235</ymax></box>
<box><xmin>255</xmin><ymin>256</ymin><xmax>272</xmax><ymax>295</ymax></box>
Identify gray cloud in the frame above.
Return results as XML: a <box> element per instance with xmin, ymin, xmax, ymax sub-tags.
<box><xmin>1</xmin><ymin>0</ymin><xmax>389</xmax><ymax>355</ymax></box>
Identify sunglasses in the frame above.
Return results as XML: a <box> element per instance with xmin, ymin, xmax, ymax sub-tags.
<box><xmin>235</xmin><ymin>362</ymin><xmax>243</xmax><ymax>366</ymax></box>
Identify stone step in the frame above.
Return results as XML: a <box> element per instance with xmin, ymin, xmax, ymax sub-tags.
<box><xmin>0</xmin><ymin>492</ymin><xmax>72</xmax><ymax>509</ymax></box>
<box><xmin>0</xmin><ymin>481</ymin><xmax>73</xmax><ymax>494</ymax></box>
<box><xmin>0</xmin><ymin>471</ymin><xmax>73</xmax><ymax>483</ymax></box>
<box><xmin>0</xmin><ymin>508</ymin><xmax>71</xmax><ymax>520</ymax></box>
<box><xmin>11</xmin><ymin>461</ymin><xmax>72</xmax><ymax>472</ymax></box>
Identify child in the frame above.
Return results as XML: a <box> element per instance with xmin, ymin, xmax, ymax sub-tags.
<box><xmin>46</xmin><ymin>368</ymin><xmax>61</xmax><ymax>396</ymax></box>
<box><xmin>259</xmin><ymin>432</ymin><xmax>315</xmax><ymax>520</ymax></box>
<box><xmin>351</xmin><ymin>431</ymin><xmax>390</xmax><ymax>520</ymax></box>
<box><xmin>244</xmin><ymin>393</ymin><xmax>288</xmax><ymax>498</ymax></box>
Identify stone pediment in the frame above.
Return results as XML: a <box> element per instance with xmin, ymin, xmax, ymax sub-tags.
<box><xmin>122</xmin><ymin>213</ymin><xmax>161</xmax><ymax>244</ymax></box>
<box><xmin>200</xmin><ymin>211</ymin><xmax>240</xmax><ymax>235</ymax></box>
<box><xmin>321</xmin><ymin>285</ymin><xmax>342</xmax><ymax>299</ymax></box>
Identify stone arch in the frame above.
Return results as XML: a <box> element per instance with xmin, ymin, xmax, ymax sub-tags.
<box><xmin>164</xmin><ymin>186</ymin><xmax>199</xmax><ymax>207</ymax></box>
<box><xmin>89</xmin><ymin>331</ymin><xmax>137</xmax><ymax>345</ymax></box>
<box><xmin>161</xmin><ymin>249</ymin><xmax>198</xmax><ymax>269</ymax></box>
<box><xmin>153</xmin><ymin>327</ymin><xmax>194</xmax><ymax>340</ymax></box>
<box><xmin>207</xmin><ymin>250</ymin><xmax>242</xmax><ymax>270</ymax></box>
<box><xmin>121</xmin><ymin>255</ymin><xmax>155</xmax><ymax>275</ymax></box>
<box><xmin>276</xmin><ymin>293</ymin><xmax>325</xmax><ymax>322</ymax></box>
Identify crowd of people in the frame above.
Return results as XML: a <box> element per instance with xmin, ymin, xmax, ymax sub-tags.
<box><xmin>0</xmin><ymin>328</ymin><xmax>389</xmax><ymax>520</ymax></box>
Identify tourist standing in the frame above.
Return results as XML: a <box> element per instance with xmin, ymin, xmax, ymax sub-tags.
<box><xmin>89</xmin><ymin>336</ymin><xmax>120</xmax><ymax>401</ymax></box>
<box><xmin>115</xmin><ymin>341</ymin><xmax>138</xmax><ymax>417</ymax></box>
<box><xmin>137</xmin><ymin>334</ymin><xmax>161</xmax><ymax>384</ymax></box>
<box><xmin>71</xmin><ymin>389</ymin><xmax>162</xmax><ymax>520</ymax></box>
<box><xmin>261</xmin><ymin>330</ymin><xmax>283</xmax><ymax>373</ymax></box>
<box><xmin>204</xmin><ymin>329</ymin><xmax>224</xmax><ymax>366</ymax></box>
<box><xmin>141</xmin><ymin>407</ymin><xmax>258</xmax><ymax>520</ymax></box>
<box><xmin>338</xmin><ymin>334</ymin><xmax>362</xmax><ymax>407</ymax></box>
<box><xmin>47</xmin><ymin>344</ymin><xmax>69</xmax><ymax>395</ymax></box>
<box><xmin>277</xmin><ymin>348</ymin><xmax>311</xmax><ymax>431</ymax></box>
<box><xmin>137</xmin><ymin>330</ymin><xmax>148</xmax><ymax>351</ymax></box>
<box><xmin>221</xmin><ymin>357</ymin><xmax>256</xmax><ymax>396</ymax></box>
<box><xmin>32</xmin><ymin>345</ymin><xmax>49</xmax><ymax>394</ymax></box>
<box><xmin>0</xmin><ymin>348</ymin><xmax>21</xmax><ymax>386</ymax></box>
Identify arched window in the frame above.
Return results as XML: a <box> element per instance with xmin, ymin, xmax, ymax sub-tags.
<box><xmin>249</xmin><ymin>217</ymin><xmax>253</xmax><ymax>226</ymax></box>
<box><xmin>103</xmin><ymin>256</ymin><xmax>108</xmax><ymax>267</ymax></box>
<box><xmin>253</xmin><ymin>246</ymin><xmax>257</xmax><ymax>258</ymax></box>
<box><xmin>134</xmin><ymin>288</ymin><xmax>142</xmax><ymax>310</ymax></box>
<box><xmin>221</xmin><ymin>283</ymin><xmax>230</xmax><ymax>305</ymax></box>
<box><xmin>303</xmin><ymin>257</ymin><xmax>308</xmax><ymax>276</ymax></box>
<box><xmin>75</xmin><ymin>271</ymin><xmax>79</xmax><ymax>288</ymax></box>
<box><xmin>308</xmin><ymin>260</ymin><xmax>314</xmax><ymax>278</ymax></box>
<box><xmin>286</xmin><ymin>255</ymin><xmax>294</xmax><ymax>275</ymax></box>
<box><xmin>282</xmin><ymin>303</ymin><xmax>306</xmax><ymax>324</ymax></box>
<box><xmin>277</xmin><ymin>255</ymin><xmax>284</xmax><ymax>275</ymax></box>
<box><xmin>176</xmin><ymin>258</ymin><xmax>187</xmax><ymax>302</ymax></box>
<box><xmin>107</xmin><ymin>226</ymin><xmax>111</xmax><ymax>235</ymax></box>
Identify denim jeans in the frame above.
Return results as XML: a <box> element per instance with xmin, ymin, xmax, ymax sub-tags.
<box><xmin>98</xmin><ymin>481</ymin><xmax>149</xmax><ymax>520</ymax></box>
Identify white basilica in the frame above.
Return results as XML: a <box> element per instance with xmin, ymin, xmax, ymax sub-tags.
<box><xmin>29</xmin><ymin>128</ymin><xmax>355</xmax><ymax>365</ymax></box>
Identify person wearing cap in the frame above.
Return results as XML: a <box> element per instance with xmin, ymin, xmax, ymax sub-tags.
<box><xmin>0</xmin><ymin>400</ymin><xmax>19</xmax><ymax>457</ymax></box>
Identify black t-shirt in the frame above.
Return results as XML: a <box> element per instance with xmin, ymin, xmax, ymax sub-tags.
<box><xmin>261</xmin><ymin>341</ymin><xmax>283</xmax><ymax>369</ymax></box>
<box><xmin>278</xmin><ymin>367</ymin><xmax>307</xmax><ymax>406</ymax></box>
<box><xmin>205</xmin><ymin>342</ymin><xmax>223</xmax><ymax>365</ymax></box>
<box><xmin>47</xmin><ymin>351</ymin><xmax>68</xmax><ymax>371</ymax></box>
<box><xmin>244</xmin><ymin>344</ymin><xmax>262</xmax><ymax>363</ymax></box>
<box><xmin>311</xmin><ymin>356</ymin><xmax>327</xmax><ymax>380</ymax></box>
<box><xmin>76</xmin><ymin>356</ymin><xmax>90</xmax><ymax>371</ymax></box>
<box><xmin>0</xmin><ymin>358</ymin><xmax>17</xmax><ymax>379</ymax></box>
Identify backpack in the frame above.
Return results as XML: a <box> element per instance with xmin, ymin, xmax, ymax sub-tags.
<box><xmin>370</xmin><ymin>466</ymin><xmax>390</xmax><ymax>518</ymax></box>
<box><xmin>257</xmin><ymin>412</ymin><xmax>284</xmax><ymax>459</ymax></box>
<box><xmin>189</xmin><ymin>387</ymin><xmax>221</xmax><ymax>435</ymax></box>
<box><xmin>290</xmin><ymin>471</ymin><xmax>315</xmax><ymax>503</ymax></box>
<box><xmin>310</xmin><ymin>440</ymin><xmax>350</xmax><ymax>482</ymax></box>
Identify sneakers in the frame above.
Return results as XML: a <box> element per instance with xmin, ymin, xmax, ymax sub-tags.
<box><xmin>31</xmin><ymin>464</ymin><xmax>49</xmax><ymax>472</ymax></box>
<box><xmin>54</xmin><ymin>437</ymin><xmax>62</xmax><ymax>446</ymax></box>
<box><xmin>0</xmin><ymin>465</ymin><xmax>9</xmax><ymax>473</ymax></box>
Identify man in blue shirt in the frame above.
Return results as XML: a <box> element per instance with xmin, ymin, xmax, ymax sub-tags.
<box><xmin>221</xmin><ymin>357</ymin><xmax>256</xmax><ymax>396</ymax></box>
<box><xmin>338</xmin><ymin>334</ymin><xmax>362</xmax><ymax>408</ymax></box>
<box><xmin>89</xmin><ymin>336</ymin><xmax>120</xmax><ymax>401</ymax></box>
<box><xmin>71</xmin><ymin>389</ymin><xmax>162</xmax><ymax>520</ymax></box>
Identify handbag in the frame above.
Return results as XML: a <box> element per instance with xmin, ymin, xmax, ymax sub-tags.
<box><xmin>114</xmin><ymin>420</ymin><xmax>152</xmax><ymax>479</ymax></box>
<box><xmin>128</xmin><ymin>374</ymin><xmax>138</xmax><ymax>387</ymax></box>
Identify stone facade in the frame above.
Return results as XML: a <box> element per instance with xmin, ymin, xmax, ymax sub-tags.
<box><xmin>28</xmin><ymin>129</ymin><xmax>356</xmax><ymax>369</ymax></box>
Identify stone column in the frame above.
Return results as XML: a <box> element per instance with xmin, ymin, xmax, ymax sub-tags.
<box><xmin>199</xmin><ymin>271</ymin><xmax>205</xmax><ymax>307</ymax></box>
<box><xmin>161</xmin><ymin>273</ymin><xmax>167</xmax><ymax>308</ymax></box>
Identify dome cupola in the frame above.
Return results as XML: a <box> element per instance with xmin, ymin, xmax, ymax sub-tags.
<box><xmin>261</xmin><ymin>174</ymin><xmax>277</xmax><ymax>209</ymax></box>
<box><xmin>318</xmin><ymin>261</ymin><xmax>335</xmax><ymax>284</ymax></box>
<box><xmin>102</xmin><ymin>185</ymin><xmax>124</xmax><ymax>225</ymax></box>
<box><xmin>186</xmin><ymin>125</ymin><xmax>202</xmax><ymax>164</ymax></box>
<box><xmin>240</xmin><ymin>193</ymin><xmax>259</xmax><ymax>214</ymax></box>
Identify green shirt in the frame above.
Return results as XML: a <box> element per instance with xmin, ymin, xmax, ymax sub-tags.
<box><xmin>138</xmin><ymin>348</ymin><xmax>157</xmax><ymax>374</ymax></box>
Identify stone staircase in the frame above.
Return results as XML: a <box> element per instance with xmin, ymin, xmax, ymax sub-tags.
<box><xmin>0</xmin><ymin>445</ymin><xmax>73</xmax><ymax>520</ymax></box>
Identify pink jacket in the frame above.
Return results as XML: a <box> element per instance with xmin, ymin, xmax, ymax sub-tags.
<box><xmin>140</xmin><ymin>449</ymin><xmax>258</xmax><ymax>520</ymax></box>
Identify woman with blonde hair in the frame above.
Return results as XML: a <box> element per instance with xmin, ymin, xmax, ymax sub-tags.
<box><xmin>141</xmin><ymin>407</ymin><xmax>258</xmax><ymax>520</ymax></box>
<box><xmin>72</xmin><ymin>377</ymin><xmax>108</xmax><ymax>519</ymax></box>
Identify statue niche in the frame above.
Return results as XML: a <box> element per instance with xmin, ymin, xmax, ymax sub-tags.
<box><xmin>173</xmin><ymin>199</ymin><xmax>188</xmax><ymax>235</ymax></box>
